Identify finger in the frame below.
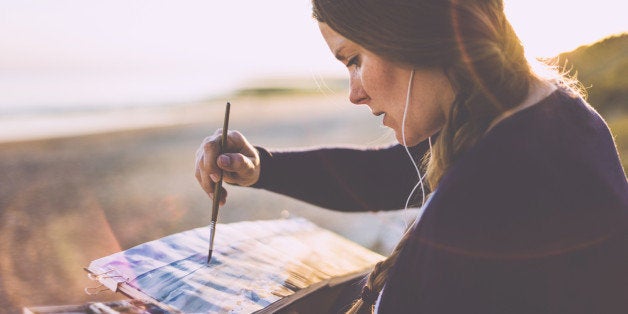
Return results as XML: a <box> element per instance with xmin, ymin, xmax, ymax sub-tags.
<box><xmin>216</xmin><ymin>153</ymin><xmax>248</xmax><ymax>172</ymax></box>
<box><xmin>226</xmin><ymin>130</ymin><xmax>257</xmax><ymax>157</ymax></box>
<box><xmin>218</xmin><ymin>153</ymin><xmax>256</xmax><ymax>183</ymax></box>
<box><xmin>194</xmin><ymin>148</ymin><xmax>205</xmax><ymax>182</ymax></box>
<box><xmin>203</xmin><ymin>176</ymin><xmax>215</xmax><ymax>197</ymax></box>
<box><xmin>195</xmin><ymin>163</ymin><xmax>202</xmax><ymax>184</ymax></box>
<box><xmin>197</xmin><ymin>155</ymin><xmax>215</xmax><ymax>196</ymax></box>
<box><xmin>202</xmin><ymin>134</ymin><xmax>223</xmax><ymax>176</ymax></box>
<box><xmin>220</xmin><ymin>157</ymin><xmax>252</xmax><ymax>180</ymax></box>
<box><xmin>219</xmin><ymin>187</ymin><xmax>228</xmax><ymax>206</ymax></box>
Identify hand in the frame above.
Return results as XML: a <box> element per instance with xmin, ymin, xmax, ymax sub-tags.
<box><xmin>195</xmin><ymin>129</ymin><xmax>261</xmax><ymax>205</ymax></box>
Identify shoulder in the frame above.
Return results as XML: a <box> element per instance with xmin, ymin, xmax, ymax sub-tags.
<box><xmin>479</xmin><ymin>88</ymin><xmax>609</xmax><ymax>156</ymax></box>
<box><xmin>414</xmin><ymin>87</ymin><xmax>627</xmax><ymax>257</ymax></box>
<box><xmin>442</xmin><ymin>88</ymin><xmax>621</xmax><ymax>187</ymax></box>
<box><xmin>410</xmin><ymin>87</ymin><xmax>627</xmax><ymax>259</ymax></box>
<box><xmin>377</xmin><ymin>89</ymin><xmax>628</xmax><ymax>313</ymax></box>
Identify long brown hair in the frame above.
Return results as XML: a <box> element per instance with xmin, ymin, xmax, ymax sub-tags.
<box><xmin>313</xmin><ymin>0</ymin><xmax>534</xmax><ymax>312</ymax></box>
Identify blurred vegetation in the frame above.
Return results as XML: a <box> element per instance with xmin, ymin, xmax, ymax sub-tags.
<box><xmin>556</xmin><ymin>33</ymin><xmax>627</xmax><ymax>116</ymax></box>
<box><xmin>236</xmin><ymin>87</ymin><xmax>312</xmax><ymax>97</ymax></box>
<box><xmin>555</xmin><ymin>33</ymin><xmax>628</xmax><ymax>174</ymax></box>
<box><xmin>234</xmin><ymin>77</ymin><xmax>349</xmax><ymax>98</ymax></box>
<box><xmin>608</xmin><ymin>116</ymin><xmax>628</xmax><ymax>175</ymax></box>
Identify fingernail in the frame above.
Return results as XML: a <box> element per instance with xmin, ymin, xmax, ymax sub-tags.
<box><xmin>210</xmin><ymin>174</ymin><xmax>219</xmax><ymax>182</ymax></box>
<box><xmin>218</xmin><ymin>155</ymin><xmax>230</xmax><ymax>166</ymax></box>
<box><xmin>209</xmin><ymin>193</ymin><xmax>214</xmax><ymax>199</ymax></box>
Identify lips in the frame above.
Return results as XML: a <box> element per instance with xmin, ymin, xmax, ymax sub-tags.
<box><xmin>382</xmin><ymin>113</ymin><xmax>389</xmax><ymax>127</ymax></box>
<box><xmin>371</xmin><ymin>110</ymin><xmax>388</xmax><ymax>126</ymax></box>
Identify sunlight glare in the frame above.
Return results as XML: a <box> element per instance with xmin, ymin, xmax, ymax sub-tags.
<box><xmin>504</xmin><ymin>0</ymin><xmax>627</xmax><ymax>57</ymax></box>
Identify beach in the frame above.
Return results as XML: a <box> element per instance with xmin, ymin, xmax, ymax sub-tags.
<box><xmin>0</xmin><ymin>93</ymin><xmax>413</xmax><ymax>312</ymax></box>
<box><xmin>3</xmin><ymin>91</ymin><xmax>626</xmax><ymax>312</ymax></box>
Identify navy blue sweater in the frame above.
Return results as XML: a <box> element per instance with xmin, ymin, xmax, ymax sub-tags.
<box><xmin>254</xmin><ymin>89</ymin><xmax>628</xmax><ymax>313</ymax></box>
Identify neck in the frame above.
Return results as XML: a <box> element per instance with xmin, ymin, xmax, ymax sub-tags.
<box><xmin>486</xmin><ymin>78</ymin><xmax>557</xmax><ymax>133</ymax></box>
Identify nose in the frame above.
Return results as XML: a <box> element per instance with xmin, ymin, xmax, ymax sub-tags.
<box><xmin>349</xmin><ymin>70</ymin><xmax>369</xmax><ymax>105</ymax></box>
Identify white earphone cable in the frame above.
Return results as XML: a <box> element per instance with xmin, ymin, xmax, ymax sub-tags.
<box><xmin>401</xmin><ymin>69</ymin><xmax>431</xmax><ymax>228</ymax></box>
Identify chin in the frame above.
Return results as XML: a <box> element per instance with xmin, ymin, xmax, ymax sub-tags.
<box><xmin>395</xmin><ymin>133</ymin><xmax>421</xmax><ymax>147</ymax></box>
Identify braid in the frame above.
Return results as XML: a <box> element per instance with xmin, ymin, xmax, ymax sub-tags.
<box><xmin>346</xmin><ymin>228</ymin><xmax>415</xmax><ymax>313</ymax></box>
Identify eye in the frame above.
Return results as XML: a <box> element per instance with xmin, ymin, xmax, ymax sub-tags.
<box><xmin>346</xmin><ymin>55</ymin><xmax>360</xmax><ymax>68</ymax></box>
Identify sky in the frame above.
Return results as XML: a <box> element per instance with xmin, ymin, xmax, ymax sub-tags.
<box><xmin>0</xmin><ymin>0</ymin><xmax>626</xmax><ymax>111</ymax></box>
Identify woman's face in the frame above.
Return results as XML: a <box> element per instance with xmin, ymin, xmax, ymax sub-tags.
<box><xmin>319</xmin><ymin>22</ymin><xmax>454</xmax><ymax>146</ymax></box>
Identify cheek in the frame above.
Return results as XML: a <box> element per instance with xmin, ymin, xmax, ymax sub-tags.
<box><xmin>407</xmin><ymin>94</ymin><xmax>447</xmax><ymax>136</ymax></box>
<box><xmin>362</xmin><ymin>64</ymin><xmax>404</xmax><ymax>101</ymax></box>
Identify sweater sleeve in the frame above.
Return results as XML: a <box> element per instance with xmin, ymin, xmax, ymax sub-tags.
<box><xmin>250</xmin><ymin>141</ymin><xmax>431</xmax><ymax>212</ymax></box>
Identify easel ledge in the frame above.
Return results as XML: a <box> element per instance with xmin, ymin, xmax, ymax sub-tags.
<box><xmin>23</xmin><ymin>269</ymin><xmax>369</xmax><ymax>314</ymax></box>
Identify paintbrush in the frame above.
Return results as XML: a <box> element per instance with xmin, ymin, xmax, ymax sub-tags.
<box><xmin>208</xmin><ymin>101</ymin><xmax>230</xmax><ymax>264</ymax></box>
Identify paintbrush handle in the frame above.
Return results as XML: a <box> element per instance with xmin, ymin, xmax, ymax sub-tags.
<box><xmin>208</xmin><ymin>102</ymin><xmax>231</xmax><ymax>263</ymax></box>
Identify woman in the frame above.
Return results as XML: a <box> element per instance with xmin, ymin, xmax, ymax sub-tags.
<box><xmin>195</xmin><ymin>0</ymin><xmax>628</xmax><ymax>312</ymax></box>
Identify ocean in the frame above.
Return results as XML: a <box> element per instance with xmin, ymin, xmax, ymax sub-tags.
<box><xmin>0</xmin><ymin>70</ymin><xmax>243</xmax><ymax>143</ymax></box>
